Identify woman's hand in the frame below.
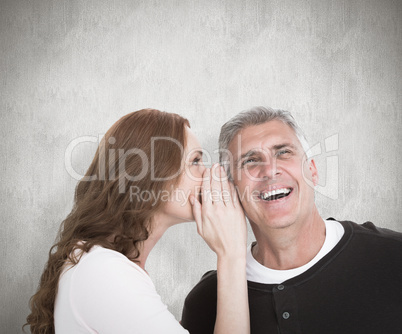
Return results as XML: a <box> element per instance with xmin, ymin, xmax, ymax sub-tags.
<box><xmin>190</xmin><ymin>164</ymin><xmax>247</xmax><ymax>259</ymax></box>
<box><xmin>190</xmin><ymin>163</ymin><xmax>250</xmax><ymax>334</ymax></box>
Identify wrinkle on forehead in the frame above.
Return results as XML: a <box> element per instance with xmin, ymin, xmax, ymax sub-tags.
<box><xmin>229</xmin><ymin>121</ymin><xmax>303</xmax><ymax>161</ymax></box>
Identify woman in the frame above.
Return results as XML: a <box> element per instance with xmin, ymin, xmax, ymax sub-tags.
<box><xmin>26</xmin><ymin>109</ymin><xmax>249</xmax><ymax>334</ymax></box>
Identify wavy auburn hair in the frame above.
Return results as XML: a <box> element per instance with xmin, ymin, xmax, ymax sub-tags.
<box><xmin>25</xmin><ymin>108</ymin><xmax>190</xmax><ymax>334</ymax></box>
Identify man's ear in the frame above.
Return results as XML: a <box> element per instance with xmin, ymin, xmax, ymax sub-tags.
<box><xmin>309</xmin><ymin>159</ymin><xmax>318</xmax><ymax>186</ymax></box>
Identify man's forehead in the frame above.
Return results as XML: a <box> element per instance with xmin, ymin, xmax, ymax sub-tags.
<box><xmin>228</xmin><ymin>121</ymin><xmax>299</xmax><ymax>155</ymax></box>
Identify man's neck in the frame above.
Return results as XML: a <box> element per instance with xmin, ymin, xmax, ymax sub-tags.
<box><xmin>251</xmin><ymin>208</ymin><xmax>326</xmax><ymax>270</ymax></box>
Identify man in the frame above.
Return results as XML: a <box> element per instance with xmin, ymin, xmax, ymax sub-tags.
<box><xmin>181</xmin><ymin>107</ymin><xmax>402</xmax><ymax>334</ymax></box>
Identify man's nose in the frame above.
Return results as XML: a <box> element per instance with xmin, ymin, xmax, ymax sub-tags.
<box><xmin>260</xmin><ymin>157</ymin><xmax>280</xmax><ymax>181</ymax></box>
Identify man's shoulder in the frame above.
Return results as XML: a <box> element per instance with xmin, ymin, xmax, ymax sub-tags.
<box><xmin>184</xmin><ymin>270</ymin><xmax>218</xmax><ymax>302</ymax></box>
<box><xmin>197</xmin><ymin>269</ymin><xmax>218</xmax><ymax>283</ymax></box>
<box><xmin>355</xmin><ymin>221</ymin><xmax>402</xmax><ymax>239</ymax></box>
<box><xmin>334</xmin><ymin>218</ymin><xmax>402</xmax><ymax>242</ymax></box>
<box><xmin>181</xmin><ymin>270</ymin><xmax>218</xmax><ymax>333</ymax></box>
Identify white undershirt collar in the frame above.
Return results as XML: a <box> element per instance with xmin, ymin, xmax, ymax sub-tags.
<box><xmin>246</xmin><ymin>219</ymin><xmax>345</xmax><ymax>284</ymax></box>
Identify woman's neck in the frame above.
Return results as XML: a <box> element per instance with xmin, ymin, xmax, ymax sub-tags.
<box><xmin>136</xmin><ymin>215</ymin><xmax>170</xmax><ymax>271</ymax></box>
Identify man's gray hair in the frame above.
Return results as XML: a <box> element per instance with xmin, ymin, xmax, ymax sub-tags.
<box><xmin>218</xmin><ymin>106</ymin><xmax>310</xmax><ymax>180</ymax></box>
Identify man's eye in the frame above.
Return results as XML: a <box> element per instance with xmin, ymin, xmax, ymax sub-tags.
<box><xmin>242</xmin><ymin>158</ymin><xmax>257</xmax><ymax>166</ymax></box>
<box><xmin>277</xmin><ymin>150</ymin><xmax>291</xmax><ymax>157</ymax></box>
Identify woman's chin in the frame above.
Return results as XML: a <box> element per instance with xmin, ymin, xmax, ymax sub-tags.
<box><xmin>166</xmin><ymin>214</ymin><xmax>195</xmax><ymax>227</ymax></box>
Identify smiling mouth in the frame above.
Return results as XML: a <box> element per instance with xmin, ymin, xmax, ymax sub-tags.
<box><xmin>260</xmin><ymin>188</ymin><xmax>292</xmax><ymax>202</ymax></box>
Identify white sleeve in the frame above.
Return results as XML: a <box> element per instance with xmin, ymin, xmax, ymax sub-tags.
<box><xmin>69</xmin><ymin>248</ymin><xmax>189</xmax><ymax>334</ymax></box>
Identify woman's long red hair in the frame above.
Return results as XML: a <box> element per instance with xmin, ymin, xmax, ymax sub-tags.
<box><xmin>25</xmin><ymin>109</ymin><xmax>189</xmax><ymax>333</ymax></box>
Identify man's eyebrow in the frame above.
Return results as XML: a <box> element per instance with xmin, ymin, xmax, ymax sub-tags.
<box><xmin>235</xmin><ymin>144</ymin><xmax>298</xmax><ymax>166</ymax></box>
<box><xmin>272</xmin><ymin>143</ymin><xmax>298</xmax><ymax>151</ymax></box>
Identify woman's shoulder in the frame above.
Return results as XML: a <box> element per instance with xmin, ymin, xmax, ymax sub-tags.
<box><xmin>61</xmin><ymin>245</ymin><xmax>158</xmax><ymax>318</ymax></box>
<box><xmin>71</xmin><ymin>245</ymin><xmax>151</xmax><ymax>287</ymax></box>
<box><xmin>56</xmin><ymin>246</ymin><xmax>188</xmax><ymax>333</ymax></box>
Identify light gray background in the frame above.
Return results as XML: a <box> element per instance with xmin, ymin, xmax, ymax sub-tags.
<box><xmin>1</xmin><ymin>0</ymin><xmax>401</xmax><ymax>333</ymax></box>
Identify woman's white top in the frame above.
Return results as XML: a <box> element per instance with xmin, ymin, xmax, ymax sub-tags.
<box><xmin>54</xmin><ymin>246</ymin><xmax>188</xmax><ymax>334</ymax></box>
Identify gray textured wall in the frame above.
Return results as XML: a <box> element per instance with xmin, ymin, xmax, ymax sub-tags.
<box><xmin>1</xmin><ymin>0</ymin><xmax>401</xmax><ymax>332</ymax></box>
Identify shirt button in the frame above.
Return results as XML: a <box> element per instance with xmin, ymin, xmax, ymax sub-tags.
<box><xmin>282</xmin><ymin>312</ymin><xmax>290</xmax><ymax>319</ymax></box>
<box><xmin>277</xmin><ymin>284</ymin><xmax>285</xmax><ymax>291</ymax></box>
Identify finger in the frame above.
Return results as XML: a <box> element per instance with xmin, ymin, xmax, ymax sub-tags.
<box><xmin>211</xmin><ymin>163</ymin><xmax>222</xmax><ymax>205</ymax></box>
<box><xmin>229</xmin><ymin>182</ymin><xmax>239</xmax><ymax>209</ymax></box>
<box><xmin>220</xmin><ymin>166</ymin><xmax>233</xmax><ymax>207</ymax></box>
<box><xmin>190</xmin><ymin>195</ymin><xmax>203</xmax><ymax>236</ymax></box>
<box><xmin>202</xmin><ymin>168</ymin><xmax>212</xmax><ymax>208</ymax></box>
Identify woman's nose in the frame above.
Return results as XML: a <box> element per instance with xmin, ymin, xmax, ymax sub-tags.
<box><xmin>199</xmin><ymin>161</ymin><xmax>207</xmax><ymax>174</ymax></box>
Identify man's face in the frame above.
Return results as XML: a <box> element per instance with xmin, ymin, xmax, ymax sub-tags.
<box><xmin>228</xmin><ymin>120</ymin><xmax>318</xmax><ymax>230</ymax></box>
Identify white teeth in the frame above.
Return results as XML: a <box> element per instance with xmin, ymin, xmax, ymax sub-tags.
<box><xmin>261</xmin><ymin>188</ymin><xmax>291</xmax><ymax>200</ymax></box>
